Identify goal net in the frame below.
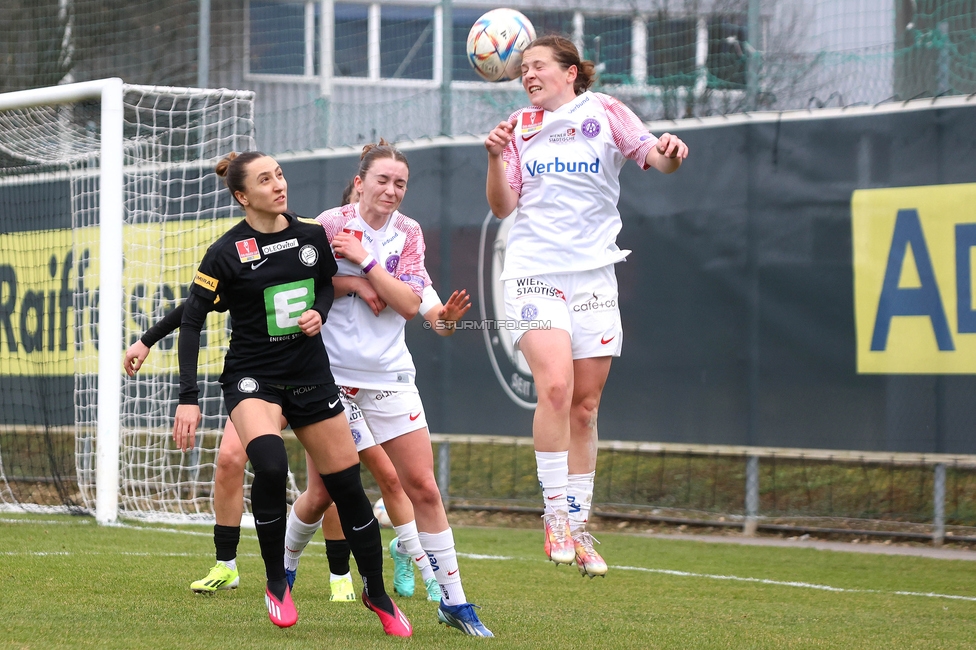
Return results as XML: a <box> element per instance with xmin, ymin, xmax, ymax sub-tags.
<box><xmin>0</xmin><ymin>79</ymin><xmax>296</xmax><ymax>523</ymax></box>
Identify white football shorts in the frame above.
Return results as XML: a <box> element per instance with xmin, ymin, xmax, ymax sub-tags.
<box><xmin>338</xmin><ymin>385</ymin><xmax>428</xmax><ymax>447</ymax></box>
<box><xmin>503</xmin><ymin>264</ymin><xmax>623</xmax><ymax>359</ymax></box>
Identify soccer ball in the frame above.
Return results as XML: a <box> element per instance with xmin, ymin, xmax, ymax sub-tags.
<box><xmin>466</xmin><ymin>8</ymin><xmax>537</xmax><ymax>82</ymax></box>
<box><xmin>372</xmin><ymin>497</ymin><xmax>392</xmax><ymax>528</ymax></box>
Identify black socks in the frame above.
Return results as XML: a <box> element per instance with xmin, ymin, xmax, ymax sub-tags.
<box><xmin>245</xmin><ymin>435</ymin><xmax>289</xmax><ymax>586</ymax></box>
<box><xmin>325</xmin><ymin>538</ymin><xmax>351</xmax><ymax>576</ymax></box>
<box><xmin>321</xmin><ymin>463</ymin><xmax>392</xmax><ymax>614</ymax></box>
<box><xmin>214</xmin><ymin>524</ymin><xmax>241</xmax><ymax>563</ymax></box>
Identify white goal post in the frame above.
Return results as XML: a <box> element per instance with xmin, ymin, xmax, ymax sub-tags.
<box><xmin>0</xmin><ymin>79</ymin><xmax>124</xmax><ymax>523</ymax></box>
<box><xmin>0</xmin><ymin>79</ymin><xmax>296</xmax><ymax>525</ymax></box>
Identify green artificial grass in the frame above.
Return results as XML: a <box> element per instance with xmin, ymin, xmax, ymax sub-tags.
<box><xmin>2</xmin><ymin>513</ymin><xmax>975</xmax><ymax>649</ymax></box>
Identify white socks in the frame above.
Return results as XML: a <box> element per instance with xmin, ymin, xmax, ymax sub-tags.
<box><xmin>419</xmin><ymin>528</ymin><xmax>466</xmax><ymax>606</ymax></box>
<box><xmin>283</xmin><ymin>507</ymin><xmax>323</xmax><ymax>571</ymax></box>
<box><xmin>393</xmin><ymin>520</ymin><xmax>436</xmax><ymax>583</ymax></box>
<box><xmin>218</xmin><ymin>558</ymin><xmax>236</xmax><ymax>571</ymax></box>
<box><xmin>567</xmin><ymin>471</ymin><xmax>595</xmax><ymax>533</ymax></box>
<box><xmin>536</xmin><ymin>450</ymin><xmax>569</xmax><ymax>515</ymax></box>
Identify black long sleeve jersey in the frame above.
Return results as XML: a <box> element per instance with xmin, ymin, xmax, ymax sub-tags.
<box><xmin>140</xmin><ymin>298</ymin><xmax>227</xmax><ymax>348</ymax></box>
<box><xmin>178</xmin><ymin>213</ymin><xmax>338</xmax><ymax>404</ymax></box>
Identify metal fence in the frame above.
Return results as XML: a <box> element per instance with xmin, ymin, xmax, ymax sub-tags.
<box><xmin>420</xmin><ymin>434</ymin><xmax>976</xmax><ymax>547</ymax></box>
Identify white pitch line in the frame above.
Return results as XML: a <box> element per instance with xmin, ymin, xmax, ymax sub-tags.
<box><xmin>613</xmin><ymin>565</ymin><xmax>976</xmax><ymax>602</ymax></box>
<box><xmin>116</xmin><ymin>523</ymin><xmax>327</xmax><ymax>547</ymax></box>
<box><xmin>0</xmin><ymin>518</ymin><xmax>92</xmax><ymax>525</ymax></box>
<box><xmin>458</xmin><ymin>553</ymin><xmax>516</xmax><ymax>560</ymax></box>
<box><xmin>2</xmin><ymin>551</ymin><xmax>73</xmax><ymax>556</ymax></box>
<box><xmin>2</xmin><ymin>551</ymin><xmax>264</xmax><ymax>558</ymax></box>
<box><xmin>4</xmin><ymin>519</ymin><xmax>974</xmax><ymax>603</ymax></box>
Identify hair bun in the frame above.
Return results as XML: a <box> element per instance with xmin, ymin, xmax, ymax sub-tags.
<box><xmin>360</xmin><ymin>138</ymin><xmax>393</xmax><ymax>160</ymax></box>
<box><xmin>215</xmin><ymin>152</ymin><xmax>238</xmax><ymax>178</ymax></box>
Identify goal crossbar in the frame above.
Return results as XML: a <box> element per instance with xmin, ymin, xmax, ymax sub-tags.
<box><xmin>0</xmin><ymin>79</ymin><xmax>254</xmax><ymax>524</ymax></box>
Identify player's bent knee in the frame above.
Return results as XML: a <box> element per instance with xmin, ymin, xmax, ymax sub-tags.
<box><xmin>538</xmin><ymin>380</ymin><xmax>572</xmax><ymax>412</ymax></box>
<box><xmin>246</xmin><ymin>435</ymin><xmax>288</xmax><ymax>480</ymax></box>
<box><xmin>405</xmin><ymin>475</ymin><xmax>442</xmax><ymax>508</ymax></box>
<box><xmin>375</xmin><ymin>470</ymin><xmax>404</xmax><ymax>498</ymax></box>
<box><xmin>304</xmin><ymin>487</ymin><xmax>332</xmax><ymax>513</ymax></box>
<box><xmin>216</xmin><ymin>446</ymin><xmax>248</xmax><ymax>476</ymax></box>
<box><xmin>571</xmin><ymin>399</ymin><xmax>600</xmax><ymax>430</ymax></box>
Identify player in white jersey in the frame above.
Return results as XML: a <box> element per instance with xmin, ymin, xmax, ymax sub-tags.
<box><xmin>287</xmin><ymin>281</ymin><xmax>470</xmax><ymax>604</ymax></box>
<box><xmin>284</xmin><ymin>140</ymin><xmax>493</xmax><ymax>637</ymax></box>
<box><xmin>484</xmin><ymin>35</ymin><xmax>688</xmax><ymax>577</ymax></box>
<box><xmin>312</xmin><ymin>183</ymin><xmax>467</xmax><ymax>605</ymax></box>
<box><xmin>124</xmin><ymin>181</ymin><xmax>469</xmax><ymax>608</ymax></box>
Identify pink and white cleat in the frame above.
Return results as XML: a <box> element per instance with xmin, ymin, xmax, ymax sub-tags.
<box><xmin>362</xmin><ymin>592</ymin><xmax>413</xmax><ymax>637</ymax></box>
<box><xmin>573</xmin><ymin>530</ymin><xmax>608</xmax><ymax>578</ymax></box>
<box><xmin>265</xmin><ymin>584</ymin><xmax>298</xmax><ymax>628</ymax></box>
<box><xmin>543</xmin><ymin>511</ymin><xmax>575</xmax><ymax>565</ymax></box>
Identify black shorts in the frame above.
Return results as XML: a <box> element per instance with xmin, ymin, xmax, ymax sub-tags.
<box><xmin>222</xmin><ymin>376</ymin><xmax>345</xmax><ymax>429</ymax></box>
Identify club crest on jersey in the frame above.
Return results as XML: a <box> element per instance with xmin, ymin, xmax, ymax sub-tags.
<box><xmin>299</xmin><ymin>245</ymin><xmax>318</xmax><ymax>266</ymax></box>
<box><xmin>385</xmin><ymin>254</ymin><xmax>400</xmax><ymax>274</ymax></box>
<box><xmin>581</xmin><ymin>118</ymin><xmax>601</xmax><ymax>138</ymax></box>
<box><xmin>236</xmin><ymin>238</ymin><xmax>261</xmax><ymax>263</ymax></box>
<box><xmin>521</xmin><ymin>110</ymin><xmax>544</xmax><ymax>140</ymax></box>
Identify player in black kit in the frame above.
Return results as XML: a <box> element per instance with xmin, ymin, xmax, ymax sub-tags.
<box><xmin>172</xmin><ymin>151</ymin><xmax>412</xmax><ymax>636</ymax></box>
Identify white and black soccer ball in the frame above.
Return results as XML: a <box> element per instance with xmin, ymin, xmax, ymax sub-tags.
<box><xmin>466</xmin><ymin>8</ymin><xmax>537</xmax><ymax>82</ymax></box>
<box><xmin>372</xmin><ymin>497</ymin><xmax>392</xmax><ymax>528</ymax></box>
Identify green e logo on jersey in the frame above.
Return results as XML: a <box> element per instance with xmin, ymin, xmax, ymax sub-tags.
<box><xmin>264</xmin><ymin>279</ymin><xmax>315</xmax><ymax>335</ymax></box>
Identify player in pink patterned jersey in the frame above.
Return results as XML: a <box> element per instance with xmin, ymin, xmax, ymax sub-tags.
<box><xmin>285</xmin><ymin>140</ymin><xmax>493</xmax><ymax>637</ymax></box>
<box><xmin>485</xmin><ymin>35</ymin><xmax>689</xmax><ymax>577</ymax></box>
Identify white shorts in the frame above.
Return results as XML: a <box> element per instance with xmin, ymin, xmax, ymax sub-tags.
<box><xmin>339</xmin><ymin>386</ymin><xmax>428</xmax><ymax>449</ymax></box>
<box><xmin>503</xmin><ymin>265</ymin><xmax>623</xmax><ymax>359</ymax></box>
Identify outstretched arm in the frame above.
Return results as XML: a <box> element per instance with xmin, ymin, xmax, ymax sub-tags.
<box><xmin>644</xmin><ymin>133</ymin><xmax>688</xmax><ymax>174</ymax></box>
<box><xmin>123</xmin><ymin>303</ymin><xmax>185</xmax><ymax>376</ymax></box>
<box><xmin>424</xmin><ymin>289</ymin><xmax>472</xmax><ymax>337</ymax></box>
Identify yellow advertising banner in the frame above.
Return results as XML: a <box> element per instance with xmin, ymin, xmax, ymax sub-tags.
<box><xmin>853</xmin><ymin>183</ymin><xmax>976</xmax><ymax>373</ymax></box>
<box><xmin>0</xmin><ymin>218</ymin><xmax>238</xmax><ymax>376</ymax></box>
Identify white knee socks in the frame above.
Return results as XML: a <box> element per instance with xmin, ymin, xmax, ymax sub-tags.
<box><xmin>536</xmin><ymin>450</ymin><xmax>569</xmax><ymax>515</ymax></box>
